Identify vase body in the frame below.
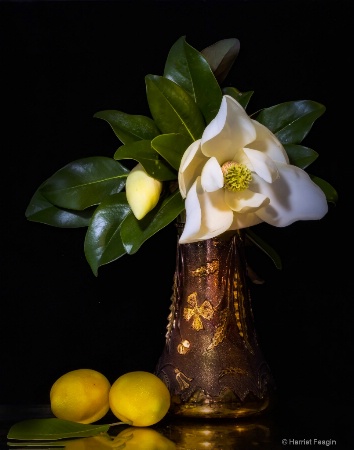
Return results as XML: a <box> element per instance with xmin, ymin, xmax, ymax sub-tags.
<box><xmin>155</xmin><ymin>225</ymin><xmax>275</xmax><ymax>419</ymax></box>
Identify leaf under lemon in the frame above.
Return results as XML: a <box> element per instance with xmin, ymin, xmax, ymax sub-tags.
<box><xmin>7</xmin><ymin>418</ymin><xmax>111</xmax><ymax>441</ymax></box>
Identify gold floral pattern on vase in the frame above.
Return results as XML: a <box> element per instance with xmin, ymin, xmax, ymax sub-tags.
<box><xmin>155</xmin><ymin>225</ymin><xmax>275</xmax><ymax>418</ymax></box>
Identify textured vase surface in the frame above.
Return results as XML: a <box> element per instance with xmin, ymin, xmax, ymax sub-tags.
<box><xmin>155</xmin><ymin>225</ymin><xmax>275</xmax><ymax>418</ymax></box>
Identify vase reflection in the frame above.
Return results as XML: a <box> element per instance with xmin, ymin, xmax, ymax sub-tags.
<box><xmin>156</xmin><ymin>417</ymin><xmax>281</xmax><ymax>450</ymax></box>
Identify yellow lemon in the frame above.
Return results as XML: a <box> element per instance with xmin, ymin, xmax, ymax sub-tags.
<box><xmin>113</xmin><ymin>427</ymin><xmax>176</xmax><ymax>450</ymax></box>
<box><xmin>50</xmin><ymin>368</ymin><xmax>111</xmax><ymax>424</ymax></box>
<box><xmin>109</xmin><ymin>371</ymin><xmax>170</xmax><ymax>427</ymax></box>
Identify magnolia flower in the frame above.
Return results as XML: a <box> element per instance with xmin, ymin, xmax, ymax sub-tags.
<box><xmin>126</xmin><ymin>163</ymin><xmax>162</xmax><ymax>220</ymax></box>
<box><xmin>178</xmin><ymin>95</ymin><xmax>328</xmax><ymax>244</ymax></box>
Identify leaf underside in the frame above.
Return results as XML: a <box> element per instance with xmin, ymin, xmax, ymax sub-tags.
<box><xmin>7</xmin><ymin>418</ymin><xmax>111</xmax><ymax>441</ymax></box>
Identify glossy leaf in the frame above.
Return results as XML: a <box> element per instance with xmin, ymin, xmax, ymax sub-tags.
<box><xmin>163</xmin><ymin>36</ymin><xmax>222</xmax><ymax>123</ymax></box>
<box><xmin>114</xmin><ymin>139</ymin><xmax>176</xmax><ymax>181</ymax></box>
<box><xmin>222</xmin><ymin>87</ymin><xmax>254</xmax><ymax>110</ymax></box>
<box><xmin>84</xmin><ymin>193</ymin><xmax>131</xmax><ymax>276</ymax></box>
<box><xmin>7</xmin><ymin>418</ymin><xmax>110</xmax><ymax>440</ymax></box>
<box><xmin>25</xmin><ymin>190</ymin><xmax>94</xmax><ymax>228</ymax></box>
<box><xmin>183</xmin><ymin>39</ymin><xmax>222</xmax><ymax>123</ymax></box>
<box><xmin>151</xmin><ymin>133</ymin><xmax>191</xmax><ymax>170</ymax></box>
<box><xmin>8</xmin><ymin>440</ymin><xmax>65</xmax><ymax>446</ymax></box>
<box><xmin>163</xmin><ymin>37</ymin><xmax>193</xmax><ymax>95</ymax></box>
<box><xmin>40</xmin><ymin>157</ymin><xmax>129</xmax><ymax>210</ymax></box>
<box><xmin>255</xmin><ymin>100</ymin><xmax>326</xmax><ymax>144</ymax></box>
<box><xmin>7</xmin><ymin>434</ymin><xmax>115</xmax><ymax>447</ymax></box>
<box><xmin>310</xmin><ymin>175</ymin><xmax>338</xmax><ymax>204</ymax></box>
<box><xmin>201</xmin><ymin>37</ymin><xmax>240</xmax><ymax>83</ymax></box>
<box><xmin>94</xmin><ymin>110</ymin><xmax>160</xmax><ymax>144</ymax></box>
<box><xmin>283</xmin><ymin>144</ymin><xmax>319</xmax><ymax>169</ymax></box>
<box><xmin>121</xmin><ymin>190</ymin><xmax>184</xmax><ymax>254</ymax></box>
<box><xmin>145</xmin><ymin>74</ymin><xmax>205</xmax><ymax>141</ymax></box>
<box><xmin>245</xmin><ymin>228</ymin><xmax>282</xmax><ymax>270</ymax></box>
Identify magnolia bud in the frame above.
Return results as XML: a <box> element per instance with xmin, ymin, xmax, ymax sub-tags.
<box><xmin>126</xmin><ymin>163</ymin><xmax>163</xmax><ymax>220</ymax></box>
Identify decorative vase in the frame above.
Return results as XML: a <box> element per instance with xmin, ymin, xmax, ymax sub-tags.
<box><xmin>155</xmin><ymin>223</ymin><xmax>275</xmax><ymax>418</ymax></box>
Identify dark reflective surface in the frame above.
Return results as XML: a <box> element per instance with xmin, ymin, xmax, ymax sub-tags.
<box><xmin>1</xmin><ymin>399</ymin><xmax>351</xmax><ymax>450</ymax></box>
<box><xmin>0</xmin><ymin>407</ymin><xmax>282</xmax><ymax>450</ymax></box>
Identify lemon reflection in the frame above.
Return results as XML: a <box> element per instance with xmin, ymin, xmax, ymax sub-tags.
<box><xmin>113</xmin><ymin>427</ymin><xmax>176</xmax><ymax>449</ymax></box>
<box><xmin>63</xmin><ymin>434</ymin><xmax>119</xmax><ymax>449</ymax></box>
<box><xmin>63</xmin><ymin>427</ymin><xmax>176</xmax><ymax>450</ymax></box>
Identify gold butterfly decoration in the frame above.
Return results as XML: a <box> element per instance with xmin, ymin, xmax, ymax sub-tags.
<box><xmin>183</xmin><ymin>292</ymin><xmax>214</xmax><ymax>331</ymax></box>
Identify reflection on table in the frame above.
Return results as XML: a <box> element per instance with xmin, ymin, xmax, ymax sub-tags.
<box><xmin>5</xmin><ymin>415</ymin><xmax>282</xmax><ymax>449</ymax></box>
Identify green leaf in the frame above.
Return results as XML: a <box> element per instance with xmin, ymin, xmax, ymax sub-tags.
<box><xmin>84</xmin><ymin>193</ymin><xmax>131</xmax><ymax>276</ymax></box>
<box><xmin>151</xmin><ymin>133</ymin><xmax>191</xmax><ymax>170</ymax></box>
<box><xmin>145</xmin><ymin>74</ymin><xmax>205</xmax><ymax>141</ymax></box>
<box><xmin>310</xmin><ymin>175</ymin><xmax>338</xmax><ymax>205</ymax></box>
<box><xmin>222</xmin><ymin>87</ymin><xmax>254</xmax><ymax>110</ymax></box>
<box><xmin>163</xmin><ymin>37</ymin><xmax>193</xmax><ymax>95</ymax></box>
<box><xmin>8</xmin><ymin>440</ymin><xmax>66</xmax><ymax>446</ymax></box>
<box><xmin>40</xmin><ymin>157</ymin><xmax>129</xmax><ymax>210</ymax></box>
<box><xmin>201</xmin><ymin>38</ymin><xmax>240</xmax><ymax>84</ymax></box>
<box><xmin>245</xmin><ymin>228</ymin><xmax>282</xmax><ymax>270</ymax></box>
<box><xmin>121</xmin><ymin>190</ymin><xmax>184</xmax><ymax>254</ymax></box>
<box><xmin>7</xmin><ymin>434</ymin><xmax>117</xmax><ymax>447</ymax></box>
<box><xmin>183</xmin><ymin>39</ymin><xmax>222</xmax><ymax>123</ymax></box>
<box><xmin>93</xmin><ymin>110</ymin><xmax>160</xmax><ymax>144</ymax></box>
<box><xmin>114</xmin><ymin>139</ymin><xmax>176</xmax><ymax>181</ymax></box>
<box><xmin>283</xmin><ymin>144</ymin><xmax>319</xmax><ymax>169</ymax></box>
<box><xmin>25</xmin><ymin>189</ymin><xmax>94</xmax><ymax>228</ymax></box>
<box><xmin>255</xmin><ymin>100</ymin><xmax>326</xmax><ymax>145</ymax></box>
<box><xmin>163</xmin><ymin>36</ymin><xmax>222</xmax><ymax>123</ymax></box>
<box><xmin>7</xmin><ymin>418</ymin><xmax>110</xmax><ymax>440</ymax></box>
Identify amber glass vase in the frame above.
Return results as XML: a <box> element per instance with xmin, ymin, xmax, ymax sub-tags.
<box><xmin>155</xmin><ymin>224</ymin><xmax>275</xmax><ymax>418</ymax></box>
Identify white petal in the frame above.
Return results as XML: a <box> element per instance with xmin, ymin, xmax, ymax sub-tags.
<box><xmin>250</xmin><ymin>120</ymin><xmax>289</xmax><ymax>163</ymax></box>
<box><xmin>225</xmin><ymin>188</ymin><xmax>269</xmax><ymax>213</ymax></box>
<box><xmin>253</xmin><ymin>163</ymin><xmax>328</xmax><ymax>226</ymax></box>
<box><xmin>178</xmin><ymin>139</ymin><xmax>205</xmax><ymax>198</ymax></box>
<box><xmin>229</xmin><ymin>212</ymin><xmax>263</xmax><ymax>230</ymax></box>
<box><xmin>201</xmin><ymin>157</ymin><xmax>224</xmax><ymax>192</ymax></box>
<box><xmin>180</xmin><ymin>178</ymin><xmax>233</xmax><ymax>243</ymax></box>
<box><xmin>201</xmin><ymin>95</ymin><xmax>257</xmax><ymax>164</ymax></box>
<box><xmin>243</xmin><ymin>147</ymin><xmax>279</xmax><ymax>183</ymax></box>
<box><xmin>179</xmin><ymin>179</ymin><xmax>202</xmax><ymax>242</ymax></box>
<box><xmin>196</xmin><ymin>185</ymin><xmax>234</xmax><ymax>240</ymax></box>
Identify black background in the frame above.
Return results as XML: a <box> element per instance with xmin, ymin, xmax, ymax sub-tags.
<box><xmin>1</xmin><ymin>0</ymin><xmax>352</xmax><ymax>446</ymax></box>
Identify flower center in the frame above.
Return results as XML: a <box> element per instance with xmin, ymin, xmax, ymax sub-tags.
<box><xmin>221</xmin><ymin>161</ymin><xmax>252</xmax><ymax>192</ymax></box>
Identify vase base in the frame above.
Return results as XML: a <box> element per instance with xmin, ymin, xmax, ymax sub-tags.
<box><xmin>169</xmin><ymin>393</ymin><xmax>272</xmax><ymax>419</ymax></box>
